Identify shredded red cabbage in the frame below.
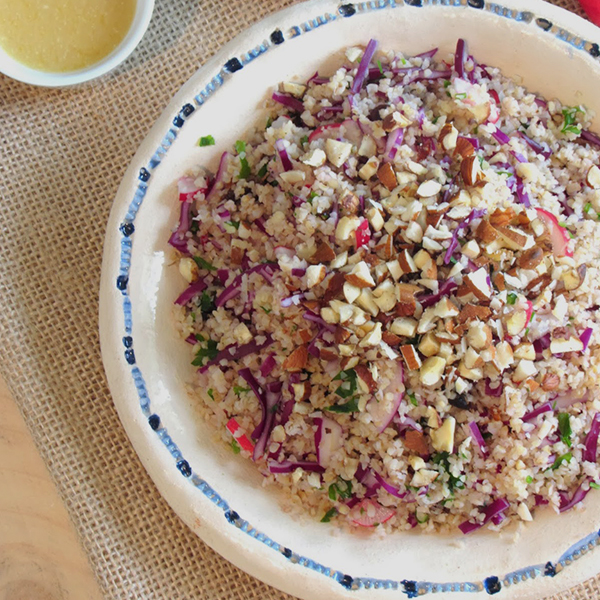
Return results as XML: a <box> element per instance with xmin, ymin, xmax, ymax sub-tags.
<box><xmin>268</xmin><ymin>460</ymin><xmax>325</xmax><ymax>474</ymax></box>
<box><xmin>454</xmin><ymin>38</ymin><xmax>468</xmax><ymax>79</ymax></box>
<box><xmin>260</xmin><ymin>353</ymin><xmax>276</xmax><ymax>378</ymax></box>
<box><xmin>168</xmin><ymin>200</ymin><xmax>193</xmax><ymax>255</ymax></box>
<box><xmin>205</xmin><ymin>152</ymin><xmax>230</xmax><ymax>205</ymax></box>
<box><xmin>414</xmin><ymin>47</ymin><xmax>438</xmax><ymax>59</ymax></box>
<box><xmin>199</xmin><ymin>335</ymin><xmax>274</xmax><ymax>374</ymax></box>
<box><xmin>254</xmin><ymin>216</ymin><xmax>269</xmax><ymax>235</ymax></box>
<box><xmin>459</xmin><ymin>136</ymin><xmax>480</xmax><ymax>150</ymax></box>
<box><xmin>253</xmin><ymin>381</ymin><xmax>282</xmax><ymax>460</ymax></box>
<box><xmin>580</xmin><ymin>327</ymin><xmax>593</xmax><ymax>351</ymax></box>
<box><xmin>281</xmin><ymin>293</ymin><xmax>304</xmax><ymax>308</ymax></box>
<box><xmin>515</xmin><ymin>176</ymin><xmax>531</xmax><ymax>208</ymax></box>
<box><xmin>307</xmin><ymin>71</ymin><xmax>329</xmax><ymax>86</ymax></box>
<box><xmin>492</xmin><ymin>128</ymin><xmax>510</xmax><ymax>145</ymax></box>
<box><xmin>518</xmin><ymin>131</ymin><xmax>552</xmax><ymax>158</ymax></box>
<box><xmin>533</xmin><ymin>333</ymin><xmax>551</xmax><ymax>358</ymax></box>
<box><xmin>459</xmin><ymin>497</ymin><xmax>509</xmax><ymax>534</ymax></box>
<box><xmin>185</xmin><ymin>334</ymin><xmax>197</xmax><ymax>345</ymax></box>
<box><xmin>384</xmin><ymin>127</ymin><xmax>404</xmax><ymax>162</ymax></box>
<box><xmin>443</xmin><ymin>208</ymin><xmax>486</xmax><ymax>264</ymax></box>
<box><xmin>174</xmin><ymin>280</ymin><xmax>208</xmax><ymax>305</ymax></box>
<box><xmin>351</xmin><ymin>39</ymin><xmax>379</xmax><ymax>94</ymax></box>
<box><xmin>581</xmin><ymin>129</ymin><xmax>600</xmax><ymax>148</ymax></box>
<box><xmin>303</xmin><ymin>309</ymin><xmax>336</xmax><ymax>332</ymax></box>
<box><xmin>272</xmin><ymin>91</ymin><xmax>304</xmax><ymax>113</ymax></box>
<box><xmin>583</xmin><ymin>414</ymin><xmax>600</xmax><ymax>463</ymax></box>
<box><xmin>374</xmin><ymin>471</ymin><xmax>407</xmax><ymax>499</ymax></box>
<box><xmin>215</xmin><ymin>263</ymin><xmax>280</xmax><ymax>307</ymax></box>
<box><xmin>275</xmin><ymin>139</ymin><xmax>293</xmax><ymax>172</ymax></box>
<box><xmin>522</xmin><ymin>401</ymin><xmax>553</xmax><ymax>422</ymax></box>
<box><xmin>468</xmin><ymin>421</ymin><xmax>488</xmax><ymax>454</ymax></box>
<box><xmin>417</xmin><ymin>278</ymin><xmax>458</xmax><ymax>308</ymax></box>
<box><xmin>484</xmin><ymin>379</ymin><xmax>503</xmax><ymax>397</ymax></box>
<box><xmin>559</xmin><ymin>480</ymin><xmax>590</xmax><ymax>513</ymax></box>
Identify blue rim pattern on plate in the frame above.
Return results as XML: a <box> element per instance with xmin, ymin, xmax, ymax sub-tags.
<box><xmin>115</xmin><ymin>1</ymin><xmax>600</xmax><ymax>595</ymax></box>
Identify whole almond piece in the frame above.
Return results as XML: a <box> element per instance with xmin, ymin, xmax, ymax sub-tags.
<box><xmin>517</xmin><ymin>246</ymin><xmax>544</xmax><ymax>269</ymax></box>
<box><xmin>454</xmin><ymin>137</ymin><xmax>475</xmax><ymax>158</ymax></box>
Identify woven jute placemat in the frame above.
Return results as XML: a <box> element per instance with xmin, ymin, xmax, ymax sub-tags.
<box><xmin>0</xmin><ymin>0</ymin><xmax>598</xmax><ymax>598</ymax></box>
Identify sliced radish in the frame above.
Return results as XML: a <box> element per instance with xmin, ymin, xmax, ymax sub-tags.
<box><xmin>226</xmin><ymin>418</ymin><xmax>255</xmax><ymax>453</ymax></box>
<box><xmin>355</xmin><ymin>218</ymin><xmax>371</xmax><ymax>248</ymax></box>
<box><xmin>340</xmin><ymin>119</ymin><xmax>363</xmax><ymax>146</ymax></box>
<box><xmin>177</xmin><ymin>176</ymin><xmax>200</xmax><ymax>202</ymax></box>
<box><xmin>367</xmin><ymin>363</ymin><xmax>405</xmax><ymax>432</ymax></box>
<box><xmin>349</xmin><ymin>499</ymin><xmax>395</xmax><ymax>527</ymax></box>
<box><xmin>308</xmin><ymin>123</ymin><xmax>342</xmax><ymax>143</ymax></box>
<box><xmin>536</xmin><ymin>208</ymin><xmax>573</xmax><ymax>257</ymax></box>
<box><xmin>314</xmin><ymin>417</ymin><xmax>343</xmax><ymax>468</ymax></box>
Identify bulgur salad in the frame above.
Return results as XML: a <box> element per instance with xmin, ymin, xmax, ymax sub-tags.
<box><xmin>168</xmin><ymin>39</ymin><xmax>600</xmax><ymax>534</ymax></box>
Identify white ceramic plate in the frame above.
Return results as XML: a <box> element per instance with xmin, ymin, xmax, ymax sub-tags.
<box><xmin>99</xmin><ymin>2</ymin><xmax>600</xmax><ymax>598</ymax></box>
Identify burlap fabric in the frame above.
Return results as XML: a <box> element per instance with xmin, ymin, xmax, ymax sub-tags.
<box><xmin>0</xmin><ymin>0</ymin><xmax>598</xmax><ymax>598</ymax></box>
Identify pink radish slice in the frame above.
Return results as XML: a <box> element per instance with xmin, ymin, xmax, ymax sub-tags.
<box><xmin>314</xmin><ymin>417</ymin><xmax>343</xmax><ymax>468</ymax></box>
<box><xmin>177</xmin><ymin>176</ymin><xmax>200</xmax><ymax>202</ymax></box>
<box><xmin>367</xmin><ymin>363</ymin><xmax>405</xmax><ymax>432</ymax></box>
<box><xmin>536</xmin><ymin>208</ymin><xmax>573</xmax><ymax>257</ymax></box>
<box><xmin>340</xmin><ymin>119</ymin><xmax>363</xmax><ymax>146</ymax></box>
<box><xmin>349</xmin><ymin>499</ymin><xmax>395</xmax><ymax>527</ymax></box>
<box><xmin>226</xmin><ymin>418</ymin><xmax>255</xmax><ymax>453</ymax></box>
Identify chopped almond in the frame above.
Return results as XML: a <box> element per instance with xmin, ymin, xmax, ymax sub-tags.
<box><xmin>320</xmin><ymin>348</ymin><xmax>337</xmax><ymax>361</ymax></box>
<box><xmin>496</xmin><ymin>226</ymin><xmax>530</xmax><ymax>251</ymax></box>
<box><xmin>302</xmin><ymin>299</ymin><xmax>321</xmax><ymax>312</ymax></box>
<box><xmin>489</xmin><ymin>208</ymin><xmax>516</xmax><ymax>228</ymax></box>
<box><xmin>340</xmin><ymin>193</ymin><xmax>360</xmax><ymax>216</ymax></box>
<box><xmin>541</xmin><ymin>373</ymin><xmax>560</xmax><ymax>391</ymax></box>
<box><xmin>323</xmin><ymin>272</ymin><xmax>346</xmax><ymax>302</ymax></box>
<box><xmin>298</xmin><ymin>329</ymin><xmax>313</xmax><ymax>344</ymax></box>
<box><xmin>374</xmin><ymin>235</ymin><xmax>394</xmax><ymax>260</ymax></box>
<box><xmin>461</xmin><ymin>155</ymin><xmax>485</xmax><ymax>186</ymax></box>
<box><xmin>458</xmin><ymin>304</ymin><xmax>492</xmax><ymax>323</ymax></box>
<box><xmin>395</xmin><ymin>299</ymin><xmax>417</xmax><ymax>317</ymax></box>
<box><xmin>310</xmin><ymin>242</ymin><xmax>336</xmax><ymax>264</ymax></box>
<box><xmin>476</xmin><ymin>220</ymin><xmax>499</xmax><ymax>244</ymax></box>
<box><xmin>524</xmin><ymin>378</ymin><xmax>540</xmax><ymax>392</ymax></box>
<box><xmin>464</xmin><ymin>267</ymin><xmax>492</xmax><ymax>301</ymax></box>
<box><xmin>377</xmin><ymin>162</ymin><xmax>398</xmax><ymax>191</ymax></box>
<box><xmin>382</xmin><ymin>331</ymin><xmax>402</xmax><ymax>346</ymax></box>
<box><xmin>306</xmin><ymin>264</ymin><xmax>327</xmax><ymax>288</ymax></box>
<box><xmin>400</xmin><ymin>344</ymin><xmax>422</xmax><ymax>370</ymax></box>
<box><xmin>345</xmin><ymin>262</ymin><xmax>376</xmax><ymax>288</ymax></box>
<box><xmin>586</xmin><ymin>165</ymin><xmax>600</xmax><ymax>189</ymax></box>
<box><xmin>493</xmin><ymin>272</ymin><xmax>506</xmax><ymax>291</ymax></box>
<box><xmin>425</xmin><ymin>207</ymin><xmax>447</xmax><ymax>228</ymax></box>
<box><xmin>355</xmin><ymin>364</ymin><xmax>378</xmax><ymax>393</ymax></box>
<box><xmin>334</xmin><ymin>325</ymin><xmax>351</xmax><ymax>344</ymax></box>
<box><xmin>282</xmin><ymin>346</ymin><xmax>308</xmax><ymax>371</ymax></box>
<box><xmin>526</xmin><ymin>273</ymin><xmax>552</xmax><ymax>293</ymax></box>
<box><xmin>397</xmin><ymin>282</ymin><xmax>422</xmax><ymax>302</ymax></box>
<box><xmin>231</xmin><ymin>246</ymin><xmax>244</xmax><ymax>265</ymax></box>
<box><xmin>454</xmin><ymin>136</ymin><xmax>475</xmax><ymax>158</ymax></box>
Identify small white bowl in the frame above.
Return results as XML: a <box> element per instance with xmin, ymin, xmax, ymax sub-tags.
<box><xmin>0</xmin><ymin>0</ymin><xmax>154</xmax><ymax>87</ymax></box>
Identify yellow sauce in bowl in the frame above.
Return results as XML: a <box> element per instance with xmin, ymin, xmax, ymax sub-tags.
<box><xmin>0</xmin><ymin>0</ymin><xmax>136</xmax><ymax>73</ymax></box>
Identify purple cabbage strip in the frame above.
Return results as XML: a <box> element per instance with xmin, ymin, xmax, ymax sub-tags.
<box><xmin>414</xmin><ymin>47</ymin><xmax>438</xmax><ymax>59</ymax></box>
<box><xmin>444</xmin><ymin>208</ymin><xmax>486</xmax><ymax>264</ymax></box>
<box><xmin>260</xmin><ymin>353</ymin><xmax>276</xmax><ymax>378</ymax></box>
<box><xmin>559</xmin><ymin>480</ymin><xmax>591</xmax><ymax>513</ymax></box>
<box><xmin>492</xmin><ymin>128</ymin><xmax>510</xmax><ymax>145</ymax></box>
<box><xmin>468</xmin><ymin>421</ymin><xmax>488</xmax><ymax>455</ymax></box>
<box><xmin>198</xmin><ymin>335</ymin><xmax>274</xmax><ymax>374</ymax></box>
<box><xmin>580</xmin><ymin>327</ymin><xmax>593</xmax><ymax>352</ymax></box>
<box><xmin>268</xmin><ymin>460</ymin><xmax>325</xmax><ymax>474</ymax></box>
<box><xmin>404</xmin><ymin>69</ymin><xmax>451</xmax><ymax>84</ymax></box>
<box><xmin>217</xmin><ymin>269</ymin><xmax>229</xmax><ymax>285</ymax></box>
<box><xmin>307</xmin><ymin>71</ymin><xmax>329</xmax><ymax>85</ymax></box>
<box><xmin>510</xmin><ymin>150</ymin><xmax>527</xmax><ymax>164</ymax></box>
<box><xmin>384</xmin><ymin>127</ymin><xmax>404</xmax><ymax>162</ymax></box>
<box><xmin>534</xmin><ymin>97</ymin><xmax>548</xmax><ymax>108</ymax></box>
<box><xmin>533</xmin><ymin>333</ymin><xmax>551</xmax><ymax>358</ymax></box>
<box><xmin>279</xmin><ymin>398</ymin><xmax>295</xmax><ymax>428</ymax></box>
<box><xmin>238</xmin><ymin>368</ymin><xmax>267</xmax><ymax>433</ymax></box>
<box><xmin>373</xmin><ymin>471</ymin><xmax>407</xmax><ymax>499</ymax></box>
<box><xmin>168</xmin><ymin>201</ymin><xmax>193</xmax><ymax>255</ymax></box>
<box><xmin>459</xmin><ymin>497</ymin><xmax>509</xmax><ymax>534</ymax></box>
<box><xmin>518</xmin><ymin>131</ymin><xmax>552</xmax><ymax>158</ymax></box>
<box><xmin>417</xmin><ymin>278</ymin><xmax>458</xmax><ymax>309</ymax></box>
<box><xmin>215</xmin><ymin>263</ymin><xmax>280</xmax><ymax>307</ymax></box>
<box><xmin>303</xmin><ymin>309</ymin><xmax>336</xmax><ymax>333</ymax></box>
<box><xmin>351</xmin><ymin>38</ymin><xmax>379</xmax><ymax>94</ymax></box>
<box><xmin>454</xmin><ymin>38</ymin><xmax>468</xmax><ymax>79</ymax></box>
<box><xmin>485</xmin><ymin>379</ymin><xmax>503</xmax><ymax>397</ymax></box>
<box><xmin>185</xmin><ymin>334</ymin><xmax>197</xmax><ymax>345</ymax></box>
<box><xmin>275</xmin><ymin>139</ymin><xmax>293</xmax><ymax>172</ymax></box>
<box><xmin>581</xmin><ymin>129</ymin><xmax>600</xmax><ymax>148</ymax></box>
<box><xmin>583</xmin><ymin>414</ymin><xmax>600</xmax><ymax>463</ymax></box>
<box><xmin>254</xmin><ymin>216</ymin><xmax>269</xmax><ymax>235</ymax></box>
<box><xmin>271</xmin><ymin>91</ymin><xmax>304</xmax><ymax>113</ymax></box>
<box><xmin>174</xmin><ymin>280</ymin><xmax>208</xmax><ymax>306</ymax></box>
<box><xmin>253</xmin><ymin>381</ymin><xmax>282</xmax><ymax>460</ymax></box>
<box><xmin>459</xmin><ymin>136</ymin><xmax>480</xmax><ymax>150</ymax></box>
<box><xmin>515</xmin><ymin>176</ymin><xmax>531</xmax><ymax>208</ymax></box>
<box><xmin>205</xmin><ymin>152</ymin><xmax>230</xmax><ymax>205</ymax></box>
<box><xmin>522</xmin><ymin>401</ymin><xmax>553</xmax><ymax>422</ymax></box>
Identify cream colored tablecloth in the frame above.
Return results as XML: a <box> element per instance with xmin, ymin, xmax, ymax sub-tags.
<box><xmin>0</xmin><ymin>0</ymin><xmax>598</xmax><ymax>598</ymax></box>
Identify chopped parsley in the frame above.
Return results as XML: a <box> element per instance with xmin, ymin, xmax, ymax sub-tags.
<box><xmin>193</xmin><ymin>256</ymin><xmax>216</xmax><ymax>272</ymax></box>
<box><xmin>526</xmin><ymin>475</ymin><xmax>533</xmax><ymax>484</ymax></box>
<box><xmin>507</xmin><ymin>293</ymin><xmax>518</xmax><ymax>305</ymax></box>
<box><xmin>443</xmin><ymin>80</ymin><xmax>451</xmax><ymax>88</ymax></box>
<box><xmin>333</xmin><ymin>369</ymin><xmax>358</xmax><ymax>398</ymax></box>
<box><xmin>234</xmin><ymin>140</ymin><xmax>246</xmax><ymax>154</ymax></box>
<box><xmin>558</xmin><ymin>413</ymin><xmax>572</xmax><ymax>447</ymax></box>
<box><xmin>449</xmin><ymin>256</ymin><xmax>458</xmax><ymax>265</ymax></box>
<box><xmin>561</xmin><ymin>106</ymin><xmax>583</xmax><ymax>135</ymax></box>
<box><xmin>548</xmin><ymin>452</ymin><xmax>573</xmax><ymax>471</ymax></box>
<box><xmin>239</xmin><ymin>156</ymin><xmax>251</xmax><ymax>179</ymax></box>
<box><xmin>431</xmin><ymin>452</ymin><xmax>465</xmax><ymax>492</ymax></box>
<box><xmin>326</xmin><ymin>396</ymin><xmax>360</xmax><ymax>413</ymax></box>
<box><xmin>266</xmin><ymin>117</ymin><xmax>273</xmax><ymax>129</ymax></box>
<box><xmin>300</xmin><ymin>135</ymin><xmax>309</xmax><ymax>145</ymax></box>
<box><xmin>416</xmin><ymin>512</ymin><xmax>430</xmax><ymax>524</ymax></box>
<box><xmin>260</xmin><ymin>306</ymin><xmax>272</xmax><ymax>314</ymax></box>
<box><xmin>590</xmin><ymin>482</ymin><xmax>600</xmax><ymax>490</ymax></box>
<box><xmin>199</xmin><ymin>290</ymin><xmax>216</xmax><ymax>316</ymax></box>
<box><xmin>455</xmin><ymin>92</ymin><xmax>467</xmax><ymax>100</ymax></box>
<box><xmin>307</xmin><ymin>190</ymin><xmax>318</xmax><ymax>204</ymax></box>
<box><xmin>207</xmin><ymin>388</ymin><xmax>215</xmax><ymax>400</ymax></box>
<box><xmin>408</xmin><ymin>393</ymin><xmax>418</xmax><ymax>407</ymax></box>
<box><xmin>198</xmin><ymin>135</ymin><xmax>215</xmax><ymax>146</ymax></box>
<box><xmin>191</xmin><ymin>338</ymin><xmax>219</xmax><ymax>366</ymax></box>
<box><xmin>233</xmin><ymin>385</ymin><xmax>251</xmax><ymax>396</ymax></box>
<box><xmin>257</xmin><ymin>163</ymin><xmax>268</xmax><ymax>179</ymax></box>
<box><xmin>377</xmin><ymin>59</ymin><xmax>384</xmax><ymax>75</ymax></box>
<box><xmin>231</xmin><ymin>439</ymin><xmax>241</xmax><ymax>454</ymax></box>
<box><xmin>225</xmin><ymin>220</ymin><xmax>240</xmax><ymax>230</ymax></box>
<box><xmin>328</xmin><ymin>477</ymin><xmax>353</xmax><ymax>501</ymax></box>
<box><xmin>584</xmin><ymin>202</ymin><xmax>592</xmax><ymax>214</ymax></box>
<box><xmin>321</xmin><ymin>507</ymin><xmax>338</xmax><ymax>523</ymax></box>
<box><xmin>432</xmin><ymin>116</ymin><xmax>439</xmax><ymax>124</ymax></box>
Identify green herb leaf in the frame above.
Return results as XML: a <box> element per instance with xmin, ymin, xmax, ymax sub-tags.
<box><xmin>326</xmin><ymin>396</ymin><xmax>360</xmax><ymax>413</ymax></box>
<box><xmin>549</xmin><ymin>452</ymin><xmax>573</xmax><ymax>471</ymax></box>
<box><xmin>191</xmin><ymin>338</ymin><xmax>219</xmax><ymax>366</ymax></box>
<box><xmin>443</xmin><ymin>80</ymin><xmax>451</xmax><ymax>88</ymax></box>
<box><xmin>260</xmin><ymin>306</ymin><xmax>272</xmax><ymax>314</ymax></box>
<box><xmin>333</xmin><ymin>369</ymin><xmax>358</xmax><ymax>399</ymax></box>
<box><xmin>377</xmin><ymin>59</ymin><xmax>384</xmax><ymax>75</ymax></box>
<box><xmin>233</xmin><ymin>386</ymin><xmax>250</xmax><ymax>397</ymax></box>
<box><xmin>558</xmin><ymin>413</ymin><xmax>572</xmax><ymax>447</ymax></box>
<box><xmin>231</xmin><ymin>439</ymin><xmax>241</xmax><ymax>454</ymax></box>
<box><xmin>198</xmin><ymin>135</ymin><xmax>215</xmax><ymax>147</ymax></box>
<box><xmin>199</xmin><ymin>290</ymin><xmax>216</xmax><ymax>316</ymax></box>
<box><xmin>300</xmin><ymin>135</ymin><xmax>309</xmax><ymax>145</ymax></box>
<box><xmin>561</xmin><ymin>106</ymin><xmax>583</xmax><ymax>135</ymax></box>
<box><xmin>235</xmin><ymin>140</ymin><xmax>246</xmax><ymax>154</ymax></box>
<box><xmin>207</xmin><ymin>388</ymin><xmax>215</xmax><ymax>400</ymax></box>
<box><xmin>415</xmin><ymin>512</ymin><xmax>429</xmax><ymax>524</ymax></box>
<box><xmin>432</xmin><ymin>116</ymin><xmax>439</xmax><ymax>125</ymax></box>
<box><xmin>455</xmin><ymin>92</ymin><xmax>467</xmax><ymax>100</ymax></box>
<box><xmin>307</xmin><ymin>190</ymin><xmax>318</xmax><ymax>204</ymax></box>
<box><xmin>225</xmin><ymin>220</ymin><xmax>240</xmax><ymax>230</ymax></box>
<box><xmin>526</xmin><ymin>475</ymin><xmax>533</xmax><ymax>484</ymax></box>
<box><xmin>257</xmin><ymin>163</ymin><xmax>268</xmax><ymax>179</ymax></box>
<box><xmin>266</xmin><ymin>117</ymin><xmax>273</xmax><ymax>129</ymax></box>
<box><xmin>321</xmin><ymin>507</ymin><xmax>338</xmax><ymax>523</ymax></box>
<box><xmin>408</xmin><ymin>393</ymin><xmax>418</xmax><ymax>407</ymax></box>
<box><xmin>584</xmin><ymin>202</ymin><xmax>592</xmax><ymax>214</ymax></box>
<box><xmin>193</xmin><ymin>256</ymin><xmax>216</xmax><ymax>272</ymax></box>
<box><xmin>590</xmin><ymin>482</ymin><xmax>600</xmax><ymax>490</ymax></box>
<box><xmin>239</xmin><ymin>156</ymin><xmax>251</xmax><ymax>180</ymax></box>
<box><xmin>507</xmin><ymin>293</ymin><xmax>518</xmax><ymax>305</ymax></box>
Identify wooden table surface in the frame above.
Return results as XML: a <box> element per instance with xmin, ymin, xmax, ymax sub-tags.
<box><xmin>0</xmin><ymin>374</ymin><xmax>104</xmax><ymax>600</ymax></box>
